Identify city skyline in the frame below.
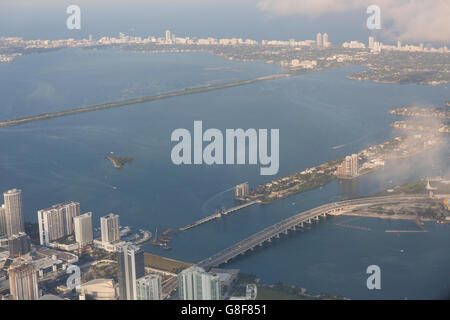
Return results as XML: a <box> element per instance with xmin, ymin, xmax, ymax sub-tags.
<box><xmin>0</xmin><ymin>0</ymin><xmax>449</xmax><ymax>304</ymax></box>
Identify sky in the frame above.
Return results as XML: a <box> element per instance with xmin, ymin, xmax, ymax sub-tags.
<box><xmin>0</xmin><ymin>0</ymin><xmax>448</xmax><ymax>45</ymax></box>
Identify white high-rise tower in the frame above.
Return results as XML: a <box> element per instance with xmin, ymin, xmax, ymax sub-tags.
<box><xmin>4</xmin><ymin>189</ymin><xmax>24</xmax><ymax>237</ymax></box>
<box><xmin>101</xmin><ymin>213</ymin><xmax>120</xmax><ymax>244</ymax></box>
<box><xmin>73</xmin><ymin>212</ymin><xmax>93</xmax><ymax>247</ymax></box>
<box><xmin>165</xmin><ymin>30</ymin><xmax>171</xmax><ymax>44</ymax></box>
<box><xmin>316</xmin><ymin>33</ymin><xmax>323</xmax><ymax>48</ymax></box>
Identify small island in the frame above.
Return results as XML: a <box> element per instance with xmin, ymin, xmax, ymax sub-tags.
<box><xmin>105</xmin><ymin>155</ymin><xmax>133</xmax><ymax>168</ymax></box>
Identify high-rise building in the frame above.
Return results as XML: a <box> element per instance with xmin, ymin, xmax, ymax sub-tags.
<box><xmin>8</xmin><ymin>262</ymin><xmax>39</xmax><ymax>300</ymax></box>
<box><xmin>136</xmin><ymin>274</ymin><xmax>161</xmax><ymax>300</ymax></box>
<box><xmin>117</xmin><ymin>243</ymin><xmax>145</xmax><ymax>300</ymax></box>
<box><xmin>4</xmin><ymin>189</ymin><xmax>24</xmax><ymax>237</ymax></box>
<box><xmin>8</xmin><ymin>232</ymin><xmax>31</xmax><ymax>257</ymax></box>
<box><xmin>323</xmin><ymin>33</ymin><xmax>330</xmax><ymax>48</ymax></box>
<box><xmin>337</xmin><ymin>154</ymin><xmax>359</xmax><ymax>177</ymax></box>
<box><xmin>165</xmin><ymin>30</ymin><xmax>171</xmax><ymax>44</ymax></box>
<box><xmin>0</xmin><ymin>204</ymin><xmax>6</xmax><ymax>236</ymax></box>
<box><xmin>73</xmin><ymin>212</ymin><xmax>93</xmax><ymax>247</ymax></box>
<box><xmin>316</xmin><ymin>33</ymin><xmax>323</xmax><ymax>48</ymax></box>
<box><xmin>368</xmin><ymin>36</ymin><xmax>375</xmax><ymax>49</ymax></box>
<box><xmin>397</xmin><ymin>40</ymin><xmax>402</xmax><ymax>49</ymax></box>
<box><xmin>101</xmin><ymin>213</ymin><xmax>120</xmax><ymax>244</ymax></box>
<box><xmin>37</xmin><ymin>201</ymin><xmax>80</xmax><ymax>245</ymax></box>
<box><xmin>351</xmin><ymin>154</ymin><xmax>358</xmax><ymax>176</ymax></box>
<box><xmin>234</xmin><ymin>182</ymin><xmax>250</xmax><ymax>199</ymax></box>
<box><xmin>178</xmin><ymin>266</ymin><xmax>222</xmax><ymax>300</ymax></box>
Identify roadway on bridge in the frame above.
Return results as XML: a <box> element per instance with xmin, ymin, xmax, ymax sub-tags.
<box><xmin>162</xmin><ymin>194</ymin><xmax>438</xmax><ymax>298</ymax></box>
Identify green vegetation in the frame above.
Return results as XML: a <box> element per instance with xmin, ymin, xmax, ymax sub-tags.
<box><xmin>83</xmin><ymin>262</ymin><xmax>118</xmax><ymax>282</ymax></box>
<box><xmin>256</xmin><ymin>283</ymin><xmax>346</xmax><ymax>300</ymax></box>
<box><xmin>232</xmin><ymin>274</ymin><xmax>346</xmax><ymax>300</ymax></box>
<box><xmin>144</xmin><ymin>253</ymin><xmax>192</xmax><ymax>274</ymax></box>
<box><xmin>375</xmin><ymin>179</ymin><xmax>427</xmax><ymax>196</ymax></box>
<box><xmin>256</xmin><ymin>283</ymin><xmax>313</xmax><ymax>300</ymax></box>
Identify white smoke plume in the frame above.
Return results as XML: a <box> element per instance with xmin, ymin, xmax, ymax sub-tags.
<box><xmin>257</xmin><ymin>0</ymin><xmax>450</xmax><ymax>43</ymax></box>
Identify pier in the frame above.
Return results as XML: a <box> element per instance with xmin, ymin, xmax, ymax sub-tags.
<box><xmin>336</xmin><ymin>217</ymin><xmax>371</xmax><ymax>232</ymax></box>
<box><xmin>179</xmin><ymin>201</ymin><xmax>259</xmax><ymax>231</ymax></box>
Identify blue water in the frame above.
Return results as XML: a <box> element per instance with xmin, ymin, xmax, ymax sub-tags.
<box><xmin>0</xmin><ymin>49</ymin><xmax>449</xmax><ymax>299</ymax></box>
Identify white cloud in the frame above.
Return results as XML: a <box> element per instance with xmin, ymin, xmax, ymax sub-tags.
<box><xmin>257</xmin><ymin>0</ymin><xmax>450</xmax><ymax>43</ymax></box>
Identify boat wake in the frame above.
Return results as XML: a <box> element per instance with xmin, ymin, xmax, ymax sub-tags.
<box><xmin>201</xmin><ymin>186</ymin><xmax>235</xmax><ymax>214</ymax></box>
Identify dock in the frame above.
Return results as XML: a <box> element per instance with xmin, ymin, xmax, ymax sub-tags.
<box><xmin>179</xmin><ymin>201</ymin><xmax>259</xmax><ymax>231</ymax></box>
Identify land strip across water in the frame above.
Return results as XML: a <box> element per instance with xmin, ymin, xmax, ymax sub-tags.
<box><xmin>0</xmin><ymin>74</ymin><xmax>288</xmax><ymax>127</ymax></box>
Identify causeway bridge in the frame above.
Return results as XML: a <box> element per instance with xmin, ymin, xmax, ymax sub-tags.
<box><xmin>162</xmin><ymin>194</ymin><xmax>439</xmax><ymax>297</ymax></box>
<box><xmin>197</xmin><ymin>194</ymin><xmax>431</xmax><ymax>269</ymax></box>
<box><xmin>0</xmin><ymin>74</ymin><xmax>288</xmax><ymax>127</ymax></box>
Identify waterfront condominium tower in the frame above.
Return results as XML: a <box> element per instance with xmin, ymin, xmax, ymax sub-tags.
<box><xmin>117</xmin><ymin>243</ymin><xmax>145</xmax><ymax>300</ymax></box>
<box><xmin>234</xmin><ymin>182</ymin><xmax>250</xmax><ymax>199</ymax></box>
<box><xmin>337</xmin><ymin>154</ymin><xmax>359</xmax><ymax>178</ymax></box>
<box><xmin>37</xmin><ymin>201</ymin><xmax>81</xmax><ymax>245</ymax></box>
<box><xmin>3</xmin><ymin>189</ymin><xmax>25</xmax><ymax>237</ymax></box>
<box><xmin>178</xmin><ymin>266</ymin><xmax>222</xmax><ymax>300</ymax></box>
<box><xmin>8</xmin><ymin>262</ymin><xmax>39</xmax><ymax>300</ymax></box>
<box><xmin>136</xmin><ymin>274</ymin><xmax>162</xmax><ymax>300</ymax></box>
<box><xmin>73</xmin><ymin>212</ymin><xmax>93</xmax><ymax>247</ymax></box>
<box><xmin>100</xmin><ymin>213</ymin><xmax>120</xmax><ymax>244</ymax></box>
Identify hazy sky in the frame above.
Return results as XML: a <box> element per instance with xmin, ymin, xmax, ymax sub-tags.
<box><xmin>0</xmin><ymin>0</ymin><xmax>448</xmax><ymax>44</ymax></box>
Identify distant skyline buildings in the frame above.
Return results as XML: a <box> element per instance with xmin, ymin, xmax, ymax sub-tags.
<box><xmin>316</xmin><ymin>32</ymin><xmax>322</xmax><ymax>48</ymax></box>
<box><xmin>1</xmin><ymin>29</ymin><xmax>448</xmax><ymax>65</ymax></box>
<box><xmin>1</xmin><ymin>1</ymin><xmax>447</xmax><ymax>45</ymax></box>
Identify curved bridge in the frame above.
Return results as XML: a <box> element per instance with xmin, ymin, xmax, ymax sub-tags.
<box><xmin>197</xmin><ymin>194</ymin><xmax>430</xmax><ymax>269</ymax></box>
